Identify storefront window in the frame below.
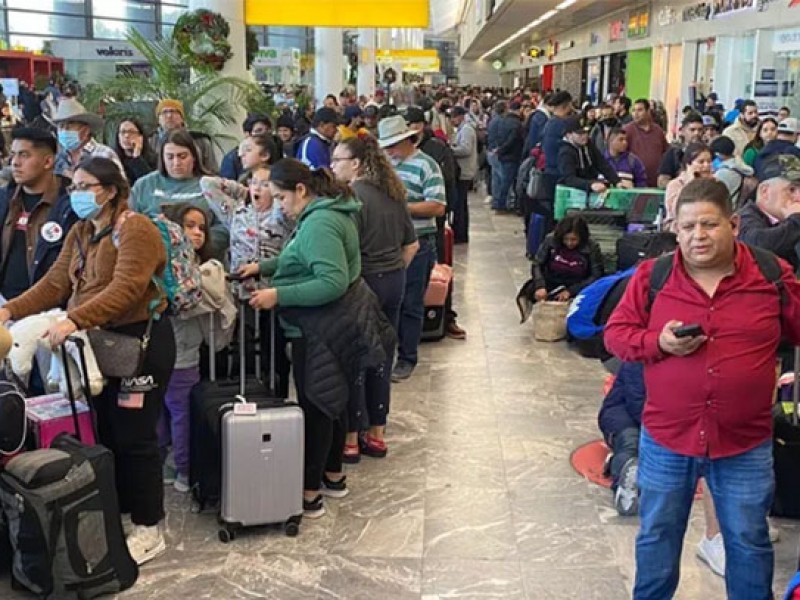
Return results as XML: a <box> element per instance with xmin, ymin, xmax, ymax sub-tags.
<box><xmin>6</xmin><ymin>1</ymin><xmax>84</xmax><ymax>16</ymax></box>
<box><xmin>93</xmin><ymin>18</ymin><xmax>156</xmax><ymax>41</ymax></box>
<box><xmin>695</xmin><ymin>39</ymin><xmax>716</xmax><ymax>98</ymax></box>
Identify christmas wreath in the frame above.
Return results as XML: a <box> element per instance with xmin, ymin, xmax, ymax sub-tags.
<box><xmin>172</xmin><ymin>9</ymin><xmax>233</xmax><ymax>71</ymax></box>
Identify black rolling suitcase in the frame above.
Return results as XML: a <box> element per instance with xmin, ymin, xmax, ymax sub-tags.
<box><xmin>616</xmin><ymin>231</ymin><xmax>678</xmax><ymax>271</ymax></box>
<box><xmin>189</xmin><ymin>295</ymin><xmax>286</xmax><ymax>512</ymax></box>
<box><xmin>0</xmin><ymin>338</ymin><xmax>138</xmax><ymax>598</ymax></box>
<box><xmin>772</xmin><ymin>347</ymin><xmax>800</xmax><ymax>518</ymax></box>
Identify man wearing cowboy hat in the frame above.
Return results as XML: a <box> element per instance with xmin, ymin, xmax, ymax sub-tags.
<box><xmin>379</xmin><ymin>114</ymin><xmax>446</xmax><ymax>381</ymax></box>
<box><xmin>53</xmin><ymin>98</ymin><xmax>123</xmax><ymax>179</ymax></box>
<box><xmin>150</xmin><ymin>99</ymin><xmax>218</xmax><ymax>173</ymax></box>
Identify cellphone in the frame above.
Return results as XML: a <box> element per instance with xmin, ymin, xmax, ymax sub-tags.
<box><xmin>673</xmin><ymin>324</ymin><xmax>704</xmax><ymax>338</ymax></box>
<box><xmin>225</xmin><ymin>272</ymin><xmax>246</xmax><ymax>282</ymax></box>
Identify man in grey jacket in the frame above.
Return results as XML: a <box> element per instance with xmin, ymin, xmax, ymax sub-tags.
<box><xmin>449</xmin><ymin>106</ymin><xmax>477</xmax><ymax>243</ymax></box>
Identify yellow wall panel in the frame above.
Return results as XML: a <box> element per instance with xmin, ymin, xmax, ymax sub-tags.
<box><xmin>245</xmin><ymin>0</ymin><xmax>429</xmax><ymax>28</ymax></box>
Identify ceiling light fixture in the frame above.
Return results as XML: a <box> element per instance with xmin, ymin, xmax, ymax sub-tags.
<box><xmin>479</xmin><ymin>1</ymin><xmax>578</xmax><ymax>60</ymax></box>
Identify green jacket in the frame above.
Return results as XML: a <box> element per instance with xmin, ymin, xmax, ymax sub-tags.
<box><xmin>260</xmin><ymin>195</ymin><xmax>361</xmax><ymax>314</ymax></box>
<box><xmin>129</xmin><ymin>171</ymin><xmax>229</xmax><ymax>259</ymax></box>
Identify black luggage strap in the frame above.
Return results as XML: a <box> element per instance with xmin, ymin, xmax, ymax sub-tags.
<box><xmin>647</xmin><ymin>244</ymin><xmax>785</xmax><ymax>312</ymax></box>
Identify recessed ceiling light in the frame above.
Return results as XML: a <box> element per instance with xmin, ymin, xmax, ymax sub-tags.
<box><xmin>479</xmin><ymin>1</ymin><xmax>578</xmax><ymax>60</ymax></box>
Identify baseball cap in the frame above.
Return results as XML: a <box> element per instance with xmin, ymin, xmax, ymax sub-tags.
<box><xmin>364</xmin><ymin>105</ymin><xmax>379</xmax><ymax>118</ymax></box>
<box><xmin>312</xmin><ymin>107</ymin><xmax>340</xmax><ymax>126</ymax></box>
<box><xmin>759</xmin><ymin>154</ymin><xmax>800</xmax><ymax>183</ymax></box>
<box><xmin>564</xmin><ymin>116</ymin><xmax>590</xmax><ymax>134</ymax></box>
<box><xmin>777</xmin><ymin>117</ymin><xmax>799</xmax><ymax>135</ymax></box>
<box><xmin>702</xmin><ymin>114</ymin><xmax>718</xmax><ymax>128</ymax></box>
<box><xmin>344</xmin><ymin>105</ymin><xmax>363</xmax><ymax>121</ymax></box>
<box><xmin>404</xmin><ymin>106</ymin><xmax>426</xmax><ymax>124</ymax></box>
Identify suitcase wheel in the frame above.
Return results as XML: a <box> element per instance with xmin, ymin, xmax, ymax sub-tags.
<box><xmin>284</xmin><ymin>520</ymin><xmax>300</xmax><ymax>537</ymax></box>
<box><xmin>218</xmin><ymin>524</ymin><xmax>237</xmax><ymax>544</ymax></box>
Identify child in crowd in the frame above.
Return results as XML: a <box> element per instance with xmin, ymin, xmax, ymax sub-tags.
<box><xmin>159</xmin><ymin>204</ymin><xmax>216</xmax><ymax>492</ymax></box>
<box><xmin>201</xmin><ymin>164</ymin><xmax>293</xmax><ymax>395</ymax></box>
<box><xmin>236</xmin><ymin>134</ymin><xmax>277</xmax><ymax>182</ymax></box>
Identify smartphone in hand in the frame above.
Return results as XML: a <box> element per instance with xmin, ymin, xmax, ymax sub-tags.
<box><xmin>673</xmin><ymin>324</ymin><xmax>704</xmax><ymax>338</ymax></box>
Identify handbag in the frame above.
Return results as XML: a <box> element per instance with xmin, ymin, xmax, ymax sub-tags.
<box><xmin>86</xmin><ymin>315</ymin><xmax>154</xmax><ymax>379</ymax></box>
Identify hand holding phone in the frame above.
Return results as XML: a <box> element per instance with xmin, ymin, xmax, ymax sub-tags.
<box><xmin>673</xmin><ymin>324</ymin><xmax>704</xmax><ymax>338</ymax></box>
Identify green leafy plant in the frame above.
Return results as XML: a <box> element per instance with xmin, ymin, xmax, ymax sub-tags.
<box><xmin>246</xmin><ymin>28</ymin><xmax>259</xmax><ymax>70</ymax></box>
<box><xmin>81</xmin><ymin>29</ymin><xmax>271</xmax><ymax>149</ymax></box>
<box><xmin>172</xmin><ymin>9</ymin><xmax>233</xmax><ymax>72</ymax></box>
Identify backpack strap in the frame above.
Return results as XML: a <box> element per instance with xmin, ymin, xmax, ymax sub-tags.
<box><xmin>747</xmin><ymin>244</ymin><xmax>785</xmax><ymax>305</ymax></box>
<box><xmin>647</xmin><ymin>245</ymin><xmax>785</xmax><ymax>311</ymax></box>
<box><xmin>647</xmin><ymin>253</ymin><xmax>674</xmax><ymax>311</ymax></box>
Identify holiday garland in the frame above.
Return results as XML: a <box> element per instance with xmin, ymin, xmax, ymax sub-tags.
<box><xmin>172</xmin><ymin>9</ymin><xmax>233</xmax><ymax>71</ymax></box>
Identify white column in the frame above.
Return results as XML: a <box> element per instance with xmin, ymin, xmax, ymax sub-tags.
<box><xmin>314</xmin><ymin>28</ymin><xmax>344</xmax><ymax>103</ymax></box>
<box><xmin>357</xmin><ymin>28</ymin><xmax>376</xmax><ymax>99</ymax></box>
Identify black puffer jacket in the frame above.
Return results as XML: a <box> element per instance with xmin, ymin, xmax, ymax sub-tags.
<box><xmin>281</xmin><ymin>278</ymin><xmax>398</xmax><ymax>419</ymax></box>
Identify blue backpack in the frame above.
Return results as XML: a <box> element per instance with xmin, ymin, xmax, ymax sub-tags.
<box><xmin>567</xmin><ymin>267</ymin><xmax>636</xmax><ymax>340</ymax></box>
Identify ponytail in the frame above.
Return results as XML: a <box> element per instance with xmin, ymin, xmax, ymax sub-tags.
<box><xmin>269</xmin><ymin>158</ymin><xmax>353</xmax><ymax>200</ymax></box>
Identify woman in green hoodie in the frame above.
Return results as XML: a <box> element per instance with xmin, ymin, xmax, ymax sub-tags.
<box><xmin>241</xmin><ymin>158</ymin><xmax>361</xmax><ymax>519</ymax></box>
<box><xmin>129</xmin><ymin>129</ymin><xmax>229</xmax><ymax>259</ymax></box>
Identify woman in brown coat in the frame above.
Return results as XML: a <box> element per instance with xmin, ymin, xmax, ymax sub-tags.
<box><xmin>0</xmin><ymin>157</ymin><xmax>176</xmax><ymax>566</ymax></box>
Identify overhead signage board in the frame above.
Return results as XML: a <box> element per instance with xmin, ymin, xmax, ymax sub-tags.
<box><xmin>245</xmin><ymin>0</ymin><xmax>429</xmax><ymax>28</ymax></box>
<box><xmin>376</xmin><ymin>48</ymin><xmax>439</xmax><ymax>71</ymax></box>
<box><xmin>628</xmin><ymin>7</ymin><xmax>650</xmax><ymax>39</ymax></box>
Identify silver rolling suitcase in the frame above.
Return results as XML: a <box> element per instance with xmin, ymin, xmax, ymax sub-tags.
<box><xmin>217</xmin><ymin>296</ymin><xmax>304</xmax><ymax>543</ymax></box>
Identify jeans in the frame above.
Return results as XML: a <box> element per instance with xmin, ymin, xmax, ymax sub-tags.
<box><xmin>487</xmin><ymin>151</ymin><xmax>501</xmax><ymax>202</ymax></box>
<box><xmin>494</xmin><ymin>160</ymin><xmax>519</xmax><ymax>210</ymax></box>
<box><xmin>635</xmin><ymin>428</ymin><xmax>774</xmax><ymax>600</ymax></box>
<box><xmin>354</xmin><ymin>269</ymin><xmax>405</xmax><ymax>428</ymax></box>
<box><xmin>609</xmin><ymin>426</ymin><xmax>640</xmax><ymax>488</ymax></box>
<box><xmin>158</xmin><ymin>366</ymin><xmax>200</xmax><ymax>478</ymax></box>
<box><xmin>398</xmin><ymin>235</ymin><xmax>437</xmax><ymax>367</ymax></box>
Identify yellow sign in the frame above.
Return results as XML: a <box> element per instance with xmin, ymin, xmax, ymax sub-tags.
<box><xmin>375</xmin><ymin>49</ymin><xmax>440</xmax><ymax>72</ymax></box>
<box><xmin>245</xmin><ymin>0</ymin><xmax>429</xmax><ymax>28</ymax></box>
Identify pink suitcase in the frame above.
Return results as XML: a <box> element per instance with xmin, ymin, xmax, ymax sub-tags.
<box><xmin>26</xmin><ymin>394</ymin><xmax>96</xmax><ymax>448</ymax></box>
<box><xmin>424</xmin><ymin>263</ymin><xmax>453</xmax><ymax>307</ymax></box>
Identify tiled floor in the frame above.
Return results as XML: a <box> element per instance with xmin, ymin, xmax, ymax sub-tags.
<box><xmin>3</xmin><ymin>195</ymin><xmax>800</xmax><ymax>598</ymax></box>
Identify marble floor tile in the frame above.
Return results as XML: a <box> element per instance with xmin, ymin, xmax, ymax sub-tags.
<box><xmin>3</xmin><ymin>197</ymin><xmax>800</xmax><ymax>599</ymax></box>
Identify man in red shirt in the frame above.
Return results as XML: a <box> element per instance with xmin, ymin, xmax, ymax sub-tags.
<box><xmin>622</xmin><ymin>99</ymin><xmax>669</xmax><ymax>187</ymax></box>
<box><xmin>605</xmin><ymin>177</ymin><xmax>800</xmax><ymax>599</ymax></box>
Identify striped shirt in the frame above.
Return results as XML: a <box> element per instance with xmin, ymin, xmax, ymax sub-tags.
<box><xmin>392</xmin><ymin>150</ymin><xmax>446</xmax><ymax>236</ymax></box>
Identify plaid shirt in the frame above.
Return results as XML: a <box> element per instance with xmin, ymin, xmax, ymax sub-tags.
<box><xmin>54</xmin><ymin>138</ymin><xmax>125</xmax><ymax>178</ymax></box>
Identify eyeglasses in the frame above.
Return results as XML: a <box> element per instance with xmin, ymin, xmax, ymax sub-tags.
<box><xmin>67</xmin><ymin>182</ymin><xmax>103</xmax><ymax>193</ymax></box>
<box><xmin>331</xmin><ymin>156</ymin><xmax>355</xmax><ymax>163</ymax></box>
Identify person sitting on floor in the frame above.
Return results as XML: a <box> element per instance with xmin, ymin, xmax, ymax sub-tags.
<box><xmin>516</xmin><ymin>214</ymin><xmax>604</xmax><ymax>323</ymax></box>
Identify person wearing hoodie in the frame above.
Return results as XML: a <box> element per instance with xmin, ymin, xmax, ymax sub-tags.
<box><xmin>557</xmin><ymin>116</ymin><xmax>621</xmax><ymax>193</ymax></box>
<box><xmin>604</xmin><ymin>128</ymin><xmax>647</xmax><ymax>188</ymax></box>
<box><xmin>710</xmin><ymin>135</ymin><xmax>756</xmax><ymax>209</ymax></box>
<box><xmin>295</xmin><ymin>107</ymin><xmax>338</xmax><ymax>169</ymax></box>
<box><xmin>523</xmin><ymin>93</ymin><xmax>552</xmax><ymax>157</ymax></box>
<box><xmin>448</xmin><ymin>106</ymin><xmax>478</xmax><ymax>243</ymax></box>
<box><xmin>239</xmin><ymin>159</ymin><xmax>362</xmax><ymax>520</ymax></box>
<box><xmin>590</xmin><ymin>103</ymin><xmax>620</xmax><ymax>155</ymax></box>
<box><xmin>492</xmin><ymin>101</ymin><xmax>525</xmax><ymax>211</ymax></box>
<box><xmin>753</xmin><ymin>117</ymin><xmax>800</xmax><ymax>181</ymax></box>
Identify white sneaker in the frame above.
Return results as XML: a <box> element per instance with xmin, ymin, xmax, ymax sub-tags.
<box><xmin>120</xmin><ymin>514</ymin><xmax>134</xmax><ymax>538</ymax></box>
<box><xmin>483</xmin><ymin>195</ymin><xmax>493</xmax><ymax>205</ymax></box>
<box><xmin>174</xmin><ymin>473</ymin><xmax>190</xmax><ymax>493</ymax></box>
<box><xmin>613</xmin><ymin>458</ymin><xmax>638</xmax><ymax>516</ymax></box>
<box><xmin>697</xmin><ymin>533</ymin><xmax>725</xmax><ymax>577</ymax></box>
<box><xmin>126</xmin><ymin>525</ymin><xmax>166</xmax><ymax>565</ymax></box>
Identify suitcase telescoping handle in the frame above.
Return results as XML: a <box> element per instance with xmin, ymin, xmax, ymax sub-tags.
<box><xmin>61</xmin><ymin>336</ymin><xmax>99</xmax><ymax>444</ymax></box>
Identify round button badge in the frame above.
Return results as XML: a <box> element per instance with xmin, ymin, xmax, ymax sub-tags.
<box><xmin>41</xmin><ymin>221</ymin><xmax>63</xmax><ymax>243</ymax></box>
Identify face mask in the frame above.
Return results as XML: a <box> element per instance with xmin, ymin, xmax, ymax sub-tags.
<box><xmin>70</xmin><ymin>190</ymin><xmax>102</xmax><ymax>220</ymax></box>
<box><xmin>58</xmin><ymin>129</ymin><xmax>82</xmax><ymax>151</ymax></box>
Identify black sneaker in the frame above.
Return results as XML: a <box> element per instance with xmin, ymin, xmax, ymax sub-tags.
<box><xmin>303</xmin><ymin>494</ymin><xmax>325</xmax><ymax>519</ymax></box>
<box><xmin>321</xmin><ymin>474</ymin><xmax>349</xmax><ymax>498</ymax></box>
